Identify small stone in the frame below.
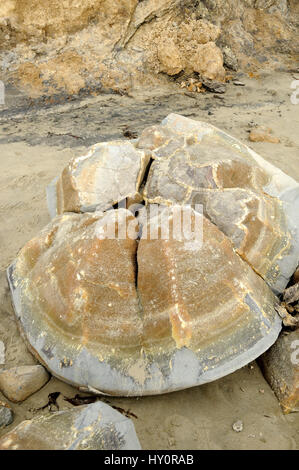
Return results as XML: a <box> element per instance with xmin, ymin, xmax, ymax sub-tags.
<box><xmin>202</xmin><ymin>79</ymin><xmax>226</xmax><ymax>93</ymax></box>
<box><xmin>0</xmin><ymin>401</ymin><xmax>141</xmax><ymax>450</ymax></box>
<box><xmin>0</xmin><ymin>401</ymin><xmax>13</xmax><ymax>428</ymax></box>
<box><xmin>0</xmin><ymin>341</ymin><xmax>5</xmax><ymax>365</ymax></box>
<box><xmin>249</xmin><ymin>126</ymin><xmax>280</xmax><ymax>143</ymax></box>
<box><xmin>0</xmin><ymin>365</ymin><xmax>50</xmax><ymax>403</ymax></box>
<box><xmin>292</xmin><ymin>267</ymin><xmax>299</xmax><ymax>285</ymax></box>
<box><xmin>283</xmin><ymin>282</ymin><xmax>299</xmax><ymax>304</ymax></box>
<box><xmin>222</xmin><ymin>46</ymin><xmax>238</xmax><ymax>71</ymax></box>
<box><xmin>233</xmin><ymin>80</ymin><xmax>245</xmax><ymax>86</ymax></box>
<box><xmin>259</xmin><ymin>330</ymin><xmax>299</xmax><ymax>413</ymax></box>
<box><xmin>232</xmin><ymin>420</ymin><xmax>244</xmax><ymax>432</ymax></box>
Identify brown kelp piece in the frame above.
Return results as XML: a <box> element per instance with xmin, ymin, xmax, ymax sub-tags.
<box><xmin>47</xmin><ymin>140</ymin><xmax>150</xmax><ymax>217</ymax></box>
<box><xmin>7</xmin><ymin>207</ymin><xmax>281</xmax><ymax>396</ymax></box>
<box><xmin>259</xmin><ymin>330</ymin><xmax>299</xmax><ymax>413</ymax></box>
<box><xmin>137</xmin><ymin>114</ymin><xmax>299</xmax><ymax>294</ymax></box>
<box><xmin>0</xmin><ymin>402</ymin><xmax>141</xmax><ymax>450</ymax></box>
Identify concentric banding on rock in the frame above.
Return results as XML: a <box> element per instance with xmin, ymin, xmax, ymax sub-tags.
<box><xmin>138</xmin><ymin>114</ymin><xmax>299</xmax><ymax>293</ymax></box>
<box><xmin>47</xmin><ymin>140</ymin><xmax>150</xmax><ymax>217</ymax></box>
<box><xmin>8</xmin><ymin>208</ymin><xmax>281</xmax><ymax>396</ymax></box>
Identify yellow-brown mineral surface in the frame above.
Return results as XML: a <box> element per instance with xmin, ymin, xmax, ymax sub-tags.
<box><xmin>8</xmin><ymin>205</ymin><xmax>282</xmax><ymax>395</ymax></box>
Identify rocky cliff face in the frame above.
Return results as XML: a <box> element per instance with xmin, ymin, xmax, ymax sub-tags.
<box><xmin>0</xmin><ymin>0</ymin><xmax>298</xmax><ymax>97</ymax></box>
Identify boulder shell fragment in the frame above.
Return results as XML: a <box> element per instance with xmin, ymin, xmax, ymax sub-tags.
<box><xmin>0</xmin><ymin>401</ymin><xmax>141</xmax><ymax>450</ymax></box>
<box><xmin>137</xmin><ymin>114</ymin><xmax>299</xmax><ymax>294</ymax></box>
<box><xmin>259</xmin><ymin>329</ymin><xmax>299</xmax><ymax>413</ymax></box>
<box><xmin>47</xmin><ymin>140</ymin><xmax>150</xmax><ymax>218</ymax></box>
<box><xmin>8</xmin><ymin>206</ymin><xmax>282</xmax><ymax>396</ymax></box>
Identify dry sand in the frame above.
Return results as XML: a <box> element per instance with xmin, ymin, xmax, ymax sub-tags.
<box><xmin>0</xmin><ymin>70</ymin><xmax>298</xmax><ymax>449</ymax></box>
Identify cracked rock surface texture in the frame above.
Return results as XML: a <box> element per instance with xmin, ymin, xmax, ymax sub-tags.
<box><xmin>259</xmin><ymin>330</ymin><xmax>299</xmax><ymax>414</ymax></box>
<box><xmin>8</xmin><ymin>114</ymin><xmax>299</xmax><ymax>396</ymax></box>
<box><xmin>8</xmin><ymin>204</ymin><xmax>282</xmax><ymax>396</ymax></box>
<box><xmin>138</xmin><ymin>114</ymin><xmax>299</xmax><ymax>294</ymax></box>
<box><xmin>0</xmin><ymin>1</ymin><xmax>298</xmax><ymax>97</ymax></box>
<box><xmin>0</xmin><ymin>401</ymin><xmax>141</xmax><ymax>450</ymax></box>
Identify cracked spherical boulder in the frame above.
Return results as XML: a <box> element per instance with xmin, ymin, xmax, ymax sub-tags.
<box><xmin>8</xmin><ymin>207</ymin><xmax>281</xmax><ymax>396</ymax></box>
<box><xmin>47</xmin><ymin>140</ymin><xmax>150</xmax><ymax>218</ymax></box>
<box><xmin>0</xmin><ymin>401</ymin><xmax>141</xmax><ymax>450</ymax></box>
<box><xmin>137</xmin><ymin>114</ymin><xmax>299</xmax><ymax>294</ymax></box>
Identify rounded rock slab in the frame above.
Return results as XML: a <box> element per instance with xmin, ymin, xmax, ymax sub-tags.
<box><xmin>0</xmin><ymin>401</ymin><xmax>141</xmax><ymax>450</ymax></box>
<box><xmin>0</xmin><ymin>365</ymin><xmax>50</xmax><ymax>403</ymax></box>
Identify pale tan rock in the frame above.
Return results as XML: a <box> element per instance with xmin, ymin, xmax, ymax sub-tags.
<box><xmin>0</xmin><ymin>401</ymin><xmax>13</xmax><ymax>429</ymax></box>
<box><xmin>137</xmin><ymin>114</ymin><xmax>299</xmax><ymax>294</ymax></box>
<box><xmin>48</xmin><ymin>140</ymin><xmax>150</xmax><ymax>217</ymax></box>
<box><xmin>0</xmin><ymin>365</ymin><xmax>50</xmax><ymax>403</ymax></box>
<box><xmin>249</xmin><ymin>127</ymin><xmax>280</xmax><ymax>143</ymax></box>
<box><xmin>0</xmin><ymin>402</ymin><xmax>141</xmax><ymax>450</ymax></box>
<box><xmin>259</xmin><ymin>330</ymin><xmax>299</xmax><ymax>413</ymax></box>
<box><xmin>190</xmin><ymin>42</ymin><xmax>226</xmax><ymax>81</ymax></box>
<box><xmin>157</xmin><ymin>36</ymin><xmax>183</xmax><ymax>76</ymax></box>
<box><xmin>0</xmin><ymin>0</ymin><xmax>297</xmax><ymax>97</ymax></box>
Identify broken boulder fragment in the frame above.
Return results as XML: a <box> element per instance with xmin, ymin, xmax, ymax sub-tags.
<box><xmin>259</xmin><ymin>330</ymin><xmax>299</xmax><ymax>413</ymax></box>
<box><xmin>137</xmin><ymin>114</ymin><xmax>299</xmax><ymax>294</ymax></box>
<box><xmin>0</xmin><ymin>365</ymin><xmax>50</xmax><ymax>403</ymax></box>
<box><xmin>0</xmin><ymin>401</ymin><xmax>141</xmax><ymax>450</ymax></box>
<box><xmin>47</xmin><ymin>140</ymin><xmax>150</xmax><ymax>218</ymax></box>
<box><xmin>7</xmin><ymin>206</ymin><xmax>282</xmax><ymax>396</ymax></box>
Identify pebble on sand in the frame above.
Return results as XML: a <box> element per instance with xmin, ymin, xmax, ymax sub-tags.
<box><xmin>0</xmin><ymin>365</ymin><xmax>50</xmax><ymax>403</ymax></box>
<box><xmin>232</xmin><ymin>420</ymin><xmax>244</xmax><ymax>432</ymax></box>
<box><xmin>0</xmin><ymin>401</ymin><xmax>141</xmax><ymax>450</ymax></box>
<box><xmin>0</xmin><ymin>401</ymin><xmax>13</xmax><ymax>428</ymax></box>
<box><xmin>249</xmin><ymin>126</ymin><xmax>280</xmax><ymax>143</ymax></box>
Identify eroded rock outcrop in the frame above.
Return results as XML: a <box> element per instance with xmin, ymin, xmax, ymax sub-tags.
<box><xmin>0</xmin><ymin>0</ymin><xmax>298</xmax><ymax>97</ymax></box>
<box><xmin>0</xmin><ymin>401</ymin><xmax>141</xmax><ymax>450</ymax></box>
